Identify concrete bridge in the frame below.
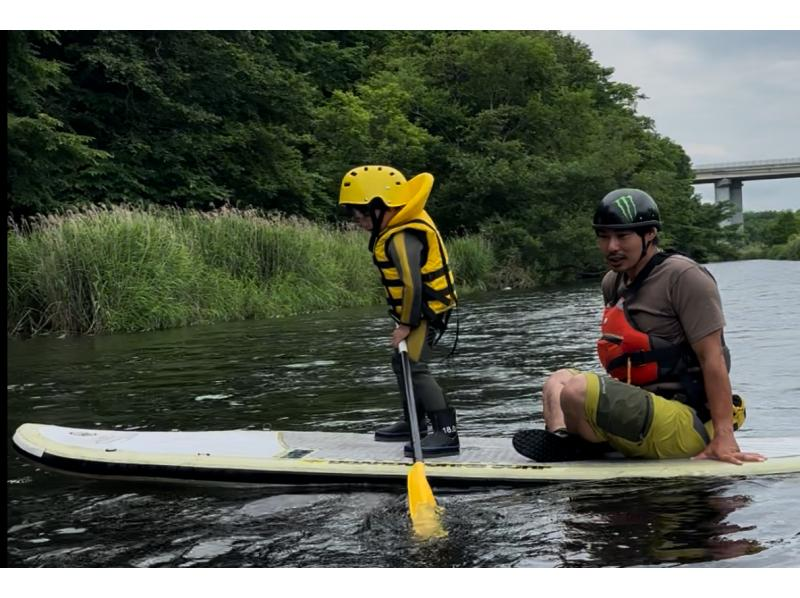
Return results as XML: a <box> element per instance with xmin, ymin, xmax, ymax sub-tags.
<box><xmin>692</xmin><ymin>158</ymin><xmax>800</xmax><ymax>225</ymax></box>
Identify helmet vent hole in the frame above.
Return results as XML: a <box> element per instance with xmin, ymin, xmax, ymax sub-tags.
<box><xmin>350</xmin><ymin>172</ymin><xmax>357</xmax><ymax>177</ymax></box>
<box><xmin>363</xmin><ymin>166</ymin><xmax>369</xmax><ymax>171</ymax></box>
<box><xmin>395</xmin><ymin>181</ymin><xmax>401</xmax><ymax>185</ymax></box>
<box><xmin>343</xmin><ymin>182</ymin><xmax>351</xmax><ymax>187</ymax></box>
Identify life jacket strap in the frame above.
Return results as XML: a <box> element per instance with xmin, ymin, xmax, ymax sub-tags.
<box><xmin>421</xmin><ymin>267</ymin><xmax>447</xmax><ymax>282</ymax></box>
<box><xmin>606</xmin><ymin>345</ymin><xmax>687</xmax><ymax>372</ymax></box>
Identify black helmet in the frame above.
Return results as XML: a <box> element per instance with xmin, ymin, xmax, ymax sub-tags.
<box><xmin>592</xmin><ymin>188</ymin><xmax>661</xmax><ymax>231</ymax></box>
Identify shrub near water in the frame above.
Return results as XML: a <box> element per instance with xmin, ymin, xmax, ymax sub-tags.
<box><xmin>8</xmin><ymin>205</ymin><xmax>498</xmax><ymax>336</ymax></box>
<box><xmin>447</xmin><ymin>235</ymin><xmax>496</xmax><ymax>293</ymax></box>
<box><xmin>8</xmin><ymin>206</ymin><xmax>247</xmax><ymax>334</ymax></box>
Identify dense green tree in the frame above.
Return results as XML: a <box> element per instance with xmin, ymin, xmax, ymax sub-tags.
<box><xmin>7</xmin><ymin>31</ymin><xmax>110</xmax><ymax>215</ymax></box>
<box><xmin>739</xmin><ymin>210</ymin><xmax>800</xmax><ymax>260</ymax></box>
<box><xmin>760</xmin><ymin>211</ymin><xmax>799</xmax><ymax>246</ymax></box>
<box><xmin>8</xmin><ymin>30</ymin><xmax>753</xmax><ymax>277</ymax></box>
<box><xmin>58</xmin><ymin>31</ymin><xmax>328</xmax><ymax>214</ymax></box>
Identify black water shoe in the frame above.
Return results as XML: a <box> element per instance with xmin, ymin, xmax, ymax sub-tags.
<box><xmin>374</xmin><ymin>420</ymin><xmax>428</xmax><ymax>442</ymax></box>
<box><xmin>404</xmin><ymin>430</ymin><xmax>460</xmax><ymax>458</ymax></box>
<box><xmin>512</xmin><ymin>429</ymin><xmax>609</xmax><ymax>462</ymax></box>
<box><xmin>404</xmin><ymin>408</ymin><xmax>459</xmax><ymax>458</ymax></box>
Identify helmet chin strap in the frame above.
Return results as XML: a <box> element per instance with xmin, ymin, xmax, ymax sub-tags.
<box><xmin>639</xmin><ymin>232</ymin><xmax>649</xmax><ymax>259</ymax></box>
<box><xmin>634</xmin><ymin>230</ymin><xmax>656</xmax><ymax>266</ymax></box>
<box><xmin>622</xmin><ymin>230</ymin><xmax>654</xmax><ymax>282</ymax></box>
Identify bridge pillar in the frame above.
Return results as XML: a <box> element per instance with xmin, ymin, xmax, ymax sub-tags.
<box><xmin>714</xmin><ymin>178</ymin><xmax>744</xmax><ymax>226</ymax></box>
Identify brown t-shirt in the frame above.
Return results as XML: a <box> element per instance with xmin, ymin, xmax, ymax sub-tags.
<box><xmin>601</xmin><ymin>253</ymin><xmax>726</xmax><ymax>347</ymax></box>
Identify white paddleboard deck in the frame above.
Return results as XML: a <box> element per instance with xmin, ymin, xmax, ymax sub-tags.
<box><xmin>13</xmin><ymin>423</ymin><xmax>800</xmax><ymax>486</ymax></box>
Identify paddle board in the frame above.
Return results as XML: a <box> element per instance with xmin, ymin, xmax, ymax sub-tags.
<box><xmin>12</xmin><ymin>423</ymin><xmax>800</xmax><ymax>487</ymax></box>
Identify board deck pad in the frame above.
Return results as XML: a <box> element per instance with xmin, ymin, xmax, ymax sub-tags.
<box><xmin>12</xmin><ymin>423</ymin><xmax>800</xmax><ymax>487</ymax></box>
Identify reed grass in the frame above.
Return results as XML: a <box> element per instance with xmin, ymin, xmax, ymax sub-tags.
<box><xmin>7</xmin><ymin>204</ymin><xmax>498</xmax><ymax>336</ymax></box>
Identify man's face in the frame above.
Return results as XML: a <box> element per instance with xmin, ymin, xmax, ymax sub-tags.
<box><xmin>596</xmin><ymin>228</ymin><xmax>650</xmax><ymax>272</ymax></box>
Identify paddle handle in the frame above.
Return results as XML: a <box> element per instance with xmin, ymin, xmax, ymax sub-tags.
<box><xmin>398</xmin><ymin>340</ymin><xmax>424</xmax><ymax>464</ymax></box>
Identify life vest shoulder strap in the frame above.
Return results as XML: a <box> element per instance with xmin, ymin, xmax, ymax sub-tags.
<box><xmin>611</xmin><ymin>249</ymin><xmax>686</xmax><ymax>304</ymax></box>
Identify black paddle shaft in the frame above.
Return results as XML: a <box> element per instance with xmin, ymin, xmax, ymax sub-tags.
<box><xmin>399</xmin><ymin>342</ymin><xmax>424</xmax><ymax>463</ymax></box>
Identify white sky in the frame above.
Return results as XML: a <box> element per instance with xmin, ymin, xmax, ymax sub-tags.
<box><xmin>569</xmin><ymin>31</ymin><xmax>800</xmax><ymax>212</ymax></box>
<box><xmin>8</xmin><ymin>4</ymin><xmax>800</xmax><ymax>213</ymax></box>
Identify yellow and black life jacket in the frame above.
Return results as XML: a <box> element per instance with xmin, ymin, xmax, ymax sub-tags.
<box><xmin>372</xmin><ymin>210</ymin><xmax>457</xmax><ymax>329</ymax></box>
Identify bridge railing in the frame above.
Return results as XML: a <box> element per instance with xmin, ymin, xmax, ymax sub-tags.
<box><xmin>694</xmin><ymin>157</ymin><xmax>800</xmax><ymax>170</ymax></box>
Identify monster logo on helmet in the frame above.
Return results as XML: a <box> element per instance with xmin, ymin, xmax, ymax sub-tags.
<box><xmin>593</xmin><ymin>188</ymin><xmax>662</xmax><ymax>231</ymax></box>
<box><xmin>613</xmin><ymin>195</ymin><xmax>636</xmax><ymax>223</ymax></box>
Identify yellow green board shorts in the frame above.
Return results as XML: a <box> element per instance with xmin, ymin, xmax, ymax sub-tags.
<box><xmin>582</xmin><ymin>372</ymin><xmax>739</xmax><ymax>459</ymax></box>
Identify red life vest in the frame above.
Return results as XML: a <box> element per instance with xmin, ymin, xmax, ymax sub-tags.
<box><xmin>597</xmin><ymin>298</ymin><xmax>689</xmax><ymax>384</ymax></box>
<box><xmin>596</xmin><ymin>252</ymin><xmax>700</xmax><ymax>386</ymax></box>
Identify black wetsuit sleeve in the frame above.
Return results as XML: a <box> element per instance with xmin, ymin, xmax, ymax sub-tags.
<box><xmin>386</xmin><ymin>231</ymin><xmax>424</xmax><ymax>327</ymax></box>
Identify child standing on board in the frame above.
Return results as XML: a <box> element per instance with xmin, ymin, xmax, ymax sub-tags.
<box><xmin>338</xmin><ymin>165</ymin><xmax>459</xmax><ymax>457</ymax></box>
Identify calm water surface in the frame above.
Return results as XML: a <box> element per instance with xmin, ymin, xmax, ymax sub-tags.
<box><xmin>7</xmin><ymin>260</ymin><xmax>800</xmax><ymax>567</ymax></box>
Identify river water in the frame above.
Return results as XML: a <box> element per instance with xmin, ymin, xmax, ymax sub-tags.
<box><xmin>6</xmin><ymin>260</ymin><xmax>800</xmax><ymax>567</ymax></box>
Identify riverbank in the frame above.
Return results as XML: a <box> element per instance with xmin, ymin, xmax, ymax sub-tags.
<box><xmin>11</xmin><ymin>204</ymin><xmax>796</xmax><ymax>338</ymax></box>
<box><xmin>7</xmin><ymin>204</ymin><xmax>501</xmax><ymax>337</ymax></box>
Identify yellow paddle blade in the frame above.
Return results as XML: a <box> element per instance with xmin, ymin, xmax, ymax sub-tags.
<box><xmin>407</xmin><ymin>462</ymin><xmax>447</xmax><ymax>539</ymax></box>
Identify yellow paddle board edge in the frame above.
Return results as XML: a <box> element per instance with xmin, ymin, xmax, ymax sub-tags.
<box><xmin>13</xmin><ymin>423</ymin><xmax>800</xmax><ymax>484</ymax></box>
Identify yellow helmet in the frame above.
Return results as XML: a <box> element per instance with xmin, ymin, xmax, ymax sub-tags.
<box><xmin>339</xmin><ymin>165</ymin><xmax>408</xmax><ymax>207</ymax></box>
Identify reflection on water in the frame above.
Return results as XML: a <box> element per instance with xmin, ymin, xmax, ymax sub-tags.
<box><xmin>7</xmin><ymin>260</ymin><xmax>800</xmax><ymax>567</ymax></box>
<box><xmin>560</xmin><ymin>479</ymin><xmax>763</xmax><ymax>566</ymax></box>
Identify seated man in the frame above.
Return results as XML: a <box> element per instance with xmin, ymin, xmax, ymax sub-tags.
<box><xmin>514</xmin><ymin>188</ymin><xmax>765</xmax><ymax>465</ymax></box>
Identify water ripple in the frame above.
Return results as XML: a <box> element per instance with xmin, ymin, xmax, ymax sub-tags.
<box><xmin>6</xmin><ymin>260</ymin><xmax>800</xmax><ymax>567</ymax></box>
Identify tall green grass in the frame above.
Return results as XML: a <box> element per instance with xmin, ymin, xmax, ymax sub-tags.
<box><xmin>446</xmin><ymin>235</ymin><xmax>496</xmax><ymax>293</ymax></box>
<box><xmin>7</xmin><ymin>205</ymin><xmax>498</xmax><ymax>336</ymax></box>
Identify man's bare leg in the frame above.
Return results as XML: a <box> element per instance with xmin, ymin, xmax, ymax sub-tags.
<box><xmin>560</xmin><ymin>374</ymin><xmax>604</xmax><ymax>442</ymax></box>
<box><xmin>541</xmin><ymin>369</ymin><xmax>579</xmax><ymax>432</ymax></box>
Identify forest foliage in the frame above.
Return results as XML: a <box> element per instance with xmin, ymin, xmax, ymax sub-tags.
<box><xmin>7</xmin><ymin>31</ymin><xmax>797</xmax><ymax>336</ymax></box>
<box><xmin>10</xmin><ymin>31</ymin><xmax>761</xmax><ymax>272</ymax></box>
